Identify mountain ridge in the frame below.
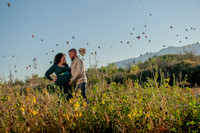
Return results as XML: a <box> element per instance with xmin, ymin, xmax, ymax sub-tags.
<box><xmin>114</xmin><ymin>43</ymin><xmax>200</xmax><ymax>68</ymax></box>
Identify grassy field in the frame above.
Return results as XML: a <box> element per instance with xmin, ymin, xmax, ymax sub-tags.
<box><xmin>0</xmin><ymin>75</ymin><xmax>200</xmax><ymax>132</ymax></box>
<box><xmin>0</xmin><ymin>54</ymin><xmax>200</xmax><ymax>132</ymax></box>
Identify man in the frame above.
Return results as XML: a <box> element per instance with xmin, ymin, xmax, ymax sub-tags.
<box><xmin>68</xmin><ymin>48</ymin><xmax>87</xmax><ymax>99</ymax></box>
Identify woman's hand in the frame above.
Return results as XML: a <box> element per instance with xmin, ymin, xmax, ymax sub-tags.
<box><xmin>52</xmin><ymin>77</ymin><xmax>57</xmax><ymax>83</ymax></box>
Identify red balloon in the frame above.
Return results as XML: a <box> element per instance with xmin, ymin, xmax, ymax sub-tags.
<box><xmin>7</xmin><ymin>3</ymin><xmax>10</xmax><ymax>7</ymax></box>
<box><xmin>32</xmin><ymin>35</ymin><xmax>34</xmax><ymax>38</ymax></box>
<box><xmin>145</xmin><ymin>36</ymin><xmax>147</xmax><ymax>38</ymax></box>
<box><xmin>66</xmin><ymin>41</ymin><xmax>69</xmax><ymax>44</ymax></box>
<box><xmin>26</xmin><ymin>67</ymin><xmax>28</xmax><ymax>69</ymax></box>
<box><xmin>136</xmin><ymin>36</ymin><xmax>140</xmax><ymax>39</ymax></box>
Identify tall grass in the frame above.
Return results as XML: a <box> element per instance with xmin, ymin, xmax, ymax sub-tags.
<box><xmin>0</xmin><ymin>70</ymin><xmax>200</xmax><ymax>132</ymax></box>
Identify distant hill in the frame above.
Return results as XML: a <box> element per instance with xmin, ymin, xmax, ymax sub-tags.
<box><xmin>114</xmin><ymin>43</ymin><xmax>200</xmax><ymax>68</ymax></box>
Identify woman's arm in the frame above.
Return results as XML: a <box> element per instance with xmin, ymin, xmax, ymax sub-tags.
<box><xmin>45</xmin><ymin>64</ymin><xmax>56</xmax><ymax>81</ymax></box>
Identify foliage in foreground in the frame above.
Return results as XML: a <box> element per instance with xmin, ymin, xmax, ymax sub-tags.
<box><xmin>0</xmin><ymin>74</ymin><xmax>200</xmax><ymax>132</ymax></box>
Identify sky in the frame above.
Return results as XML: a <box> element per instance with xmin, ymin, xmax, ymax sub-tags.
<box><xmin>0</xmin><ymin>0</ymin><xmax>200</xmax><ymax>81</ymax></box>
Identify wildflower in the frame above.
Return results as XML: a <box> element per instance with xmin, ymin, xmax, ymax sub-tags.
<box><xmin>75</xmin><ymin>110</ymin><xmax>78</xmax><ymax>117</ymax></box>
<box><xmin>26</xmin><ymin>98</ymin><xmax>29</xmax><ymax>102</ymax></box>
<box><xmin>21</xmin><ymin>102</ymin><xmax>23</xmax><ymax>107</ymax></box>
<box><xmin>165</xmin><ymin>78</ymin><xmax>170</xmax><ymax>83</ymax></box>
<box><xmin>74</xmin><ymin>102</ymin><xmax>79</xmax><ymax>109</ymax></box>
<box><xmin>28</xmin><ymin>108</ymin><xmax>32</xmax><ymax>113</ymax></box>
<box><xmin>127</xmin><ymin>113</ymin><xmax>132</xmax><ymax>119</ymax></box>
<box><xmin>66</xmin><ymin>114</ymin><xmax>69</xmax><ymax>120</ymax></box>
<box><xmin>26</xmin><ymin>88</ymin><xmax>29</xmax><ymax>91</ymax></box>
<box><xmin>72</xmin><ymin>92</ymin><xmax>75</xmax><ymax>96</ymax></box>
<box><xmin>69</xmin><ymin>99</ymin><xmax>72</xmax><ymax>104</ymax></box>
<box><xmin>33</xmin><ymin>96</ymin><xmax>36</xmax><ymax>103</ymax></box>
<box><xmin>83</xmin><ymin>101</ymin><xmax>87</xmax><ymax>107</ymax></box>
<box><xmin>112</xmin><ymin>82</ymin><xmax>116</xmax><ymax>87</ymax></box>
<box><xmin>33</xmin><ymin>111</ymin><xmax>37</xmax><ymax>115</ymax></box>
<box><xmin>79</xmin><ymin>112</ymin><xmax>82</xmax><ymax>117</ymax></box>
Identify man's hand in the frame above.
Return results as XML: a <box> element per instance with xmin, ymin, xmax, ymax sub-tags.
<box><xmin>68</xmin><ymin>79</ymin><xmax>73</xmax><ymax>85</ymax></box>
<box><xmin>52</xmin><ymin>77</ymin><xmax>57</xmax><ymax>83</ymax></box>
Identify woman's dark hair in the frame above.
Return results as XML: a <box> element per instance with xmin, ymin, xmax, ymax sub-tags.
<box><xmin>54</xmin><ymin>53</ymin><xmax>66</xmax><ymax>65</ymax></box>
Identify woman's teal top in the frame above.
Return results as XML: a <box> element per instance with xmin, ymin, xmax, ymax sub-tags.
<box><xmin>45</xmin><ymin>64</ymin><xmax>71</xmax><ymax>87</ymax></box>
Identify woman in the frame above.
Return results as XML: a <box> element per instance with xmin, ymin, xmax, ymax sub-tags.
<box><xmin>45</xmin><ymin>53</ymin><xmax>72</xmax><ymax>99</ymax></box>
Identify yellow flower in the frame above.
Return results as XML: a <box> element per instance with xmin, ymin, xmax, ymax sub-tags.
<box><xmin>33</xmin><ymin>96</ymin><xmax>36</xmax><ymax>103</ymax></box>
<box><xmin>66</xmin><ymin>114</ymin><xmax>69</xmax><ymax>120</ymax></box>
<box><xmin>127</xmin><ymin>113</ymin><xmax>132</xmax><ymax>119</ymax></box>
<box><xmin>33</xmin><ymin>111</ymin><xmax>37</xmax><ymax>115</ymax></box>
<box><xmin>69</xmin><ymin>99</ymin><xmax>72</xmax><ymax>104</ymax></box>
<box><xmin>72</xmin><ymin>92</ymin><xmax>75</xmax><ymax>96</ymax></box>
<box><xmin>83</xmin><ymin>101</ymin><xmax>87</xmax><ymax>107</ymax></box>
<box><xmin>26</xmin><ymin>98</ymin><xmax>29</xmax><ymax>102</ymax></box>
<box><xmin>20</xmin><ymin>107</ymin><xmax>25</xmax><ymax>112</ymax></box>
<box><xmin>78</xmin><ymin>112</ymin><xmax>82</xmax><ymax>117</ymax></box>
<box><xmin>165</xmin><ymin>78</ymin><xmax>170</xmax><ymax>83</ymax></box>
<box><xmin>74</xmin><ymin>102</ymin><xmax>79</xmax><ymax>109</ymax></box>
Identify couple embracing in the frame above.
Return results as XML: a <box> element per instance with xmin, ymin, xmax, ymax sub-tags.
<box><xmin>45</xmin><ymin>48</ymin><xmax>87</xmax><ymax>100</ymax></box>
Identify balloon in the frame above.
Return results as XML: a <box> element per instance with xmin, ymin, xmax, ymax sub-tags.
<box><xmin>15</xmin><ymin>70</ymin><xmax>17</xmax><ymax>73</ymax></box>
<box><xmin>163</xmin><ymin>45</ymin><xmax>165</xmax><ymax>47</ymax></box>
<box><xmin>130</xmin><ymin>33</ymin><xmax>133</xmax><ymax>35</ymax></box>
<box><xmin>144</xmin><ymin>25</ymin><xmax>146</xmax><ymax>28</ymax></box>
<box><xmin>130</xmin><ymin>45</ymin><xmax>132</xmax><ymax>47</ymax></box>
<box><xmin>186</xmin><ymin>29</ymin><xmax>188</xmax><ymax>31</ymax></box>
<box><xmin>72</xmin><ymin>36</ymin><xmax>75</xmax><ymax>39</ymax></box>
<box><xmin>150</xmin><ymin>14</ymin><xmax>152</xmax><ymax>16</ymax></box>
<box><xmin>46</xmin><ymin>53</ymin><xmax>48</xmax><ymax>55</ymax></box>
<box><xmin>145</xmin><ymin>36</ymin><xmax>147</xmax><ymax>38</ymax></box>
<box><xmin>94</xmin><ymin>52</ymin><xmax>97</xmax><ymax>55</ymax></box>
<box><xmin>66</xmin><ymin>41</ymin><xmax>69</xmax><ymax>44</ymax></box>
<box><xmin>197</xmin><ymin>42</ymin><xmax>199</xmax><ymax>44</ymax></box>
<box><xmin>52</xmin><ymin>50</ymin><xmax>54</xmax><ymax>53</ymax></box>
<box><xmin>91</xmin><ymin>52</ymin><xmax>93</xmax><ymax>55</ymax></box>
<box><xmin>120</xmin><ymin>41</ymin><xmax>123</xmax><ymax>43</ymax></box>
<box><xmin>98</xmin><ymin>46</ymin><xmax>100</xmax><ymax>49</ymax></box>
<box><xmin>26</xmin><ymin>67</ymin><xmax>28</xmax><ymax>69</ymax></box>
<box><xmin>12</xmin><ymin>55</ymin><xmax>14</xmax><ymax>58</ymax></box>
<box><xmin>50</xmin><ymin>61</ymin><xmax>52</xmax><ymax>64</ymax></box>
<box><xmin>7</xmin><ymin>3</ymin><xmax>10</xmax><ymax>7</ymax></box>
<box><xmin>87</xmin><ymin>43</ymin><xmax>89</xmax><ymax>45</ymax></box>
<box><xmin>133</xmin><ymin>28</ymin><xmax>135</xmax><ymax>30</ymax></box>
<box><xmin>179</xmin><ymin>41</ymin><xmax>181</xmax><ymax>43</ymax></box>
<box><xmin>110</xmin><ymin>46</ymin><xmax>112</xmax><ymax>49</ymax></box>
<box><xmin>185</xmin><ymin>37</ymin><xmax>188</xmax><ymax>39</ymax></box>
<box><xmin>56</xmin><ymin>44</ymin><xmax>58</xmax><ymax>46</ymax></box>
<box><xmin>127</xmin><ymin>41</ymin><xmax>129</xmax><ymax>44</ymax></box>
<box><xmin>193</xmin><ymin>28</ymin><xmax>196</xmax><ymax>30</ymax></box>
<box><xmin>149</xmin><ymin>40</ymin><xmax>151</xmax><ymax>42</ymax></box>
<box><xmin>176</xmin><ymin>34</ymin><xmax>178</xmax><ymax>37</ymax></box>
<box><xmin>32</xmin><ymin>35</ymin><xmax>34</xmax><ymax>38</ymax></box>
<box><xmin>3</xmin><ymin>55</ymin><xmax>5</xmax><ymax>57</ymax></box>
<box><xmin>136</xmin><ymin>36</ymin><xmax>140</xmax><ymax>39</ymax></box>
<box><xmin>79</xmin><ymin>48</ymin><xmax>86</xmax><ymax>56</ymax></box>
<box><xmin>14</xmin><ymin>66</ymin><xmax>16</xmax><ymax>68</ymax></box>
<box><xmin>142</xmin><ymin>32</ymin><xmax>145</xmax><ymax>35</ymax></box>
<box><xmin>29</xmin><ymin>65</ymin><xmax>31</xmax><ymax>67</ymax></box>
<box><xmin>191</xmin><ymin>27</ymin><xmax>193</xmax><ymax>30</ymax></box>
<box><xmin>170</xmin><ymin>26</ymin><xmax>173</xmax><ymax>29</ymax></box>
<box><xmin>41</xmin><ymin>39</ymin><xmax>43</xmax><ymax>41</ymax></box>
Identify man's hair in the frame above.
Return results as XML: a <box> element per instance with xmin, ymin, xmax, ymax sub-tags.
<box><xmin>68</xmin><ymin>48</ymin><xmax>77</xmax><ymax>55</ymax></box>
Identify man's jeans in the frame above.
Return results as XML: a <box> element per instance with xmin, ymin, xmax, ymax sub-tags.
<box><xmin>76</xmin><ymin>82</ymin><xmax>87</xmax><ymax>99</ymax></box>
